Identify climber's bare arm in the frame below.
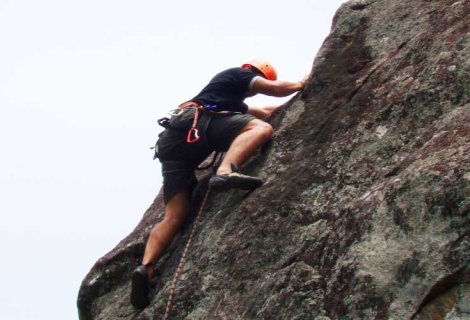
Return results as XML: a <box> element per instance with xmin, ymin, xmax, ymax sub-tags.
<box><xmin>247</xmin><ymin>75</ymin><xmax>309</xmax><ymax>119</ymax></box>
<box><xmin>249</xmin><ymin>75</ymin><xmax>308</xmax><ymax>97</ymax></box>
<box><xmin>247</xmin><ymin>105</ymin><xmax>279</xmax><ymax>120</ymax></box>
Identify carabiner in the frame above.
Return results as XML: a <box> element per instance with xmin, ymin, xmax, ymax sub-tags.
<box><xmin>186</xmin><ymin>128</ymin><xmax>200</xmax><ymax>143</ymax></box>
<box><xmin>168</xmin><ymin>108</ymin><xmax>184</xmax><ymax>117</ymax></box>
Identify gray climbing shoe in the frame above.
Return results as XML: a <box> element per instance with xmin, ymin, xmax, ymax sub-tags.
<box><xmin>209</xmin><ymin>164</ymin><xmax>263</xmax><ymax>191</ymax></box>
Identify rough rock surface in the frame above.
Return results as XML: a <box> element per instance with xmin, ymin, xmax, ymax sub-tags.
<box><xmin>78</xmin><ymin>0</ymin><xmax>470</xmax><ymax>319</ymax></box>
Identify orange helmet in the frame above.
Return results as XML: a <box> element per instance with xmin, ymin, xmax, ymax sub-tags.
<box><xmin>242</xmin><ymin>59</ymin><xmax>277</xmax><ymax>81</ymax></box>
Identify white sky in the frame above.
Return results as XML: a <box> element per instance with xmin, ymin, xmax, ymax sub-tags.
<box><xmin>0</xmin><ymin>1</ymin><xmax>346</xmax><ymax>319</ymax></box>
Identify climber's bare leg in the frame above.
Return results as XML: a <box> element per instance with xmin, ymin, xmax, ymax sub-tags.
<box><xmin>216</xmin><ymin>119</ymin><xmax>273</xmax><ymax>175</ymax></box>
<box><xmin>141</xmin><ymin>188</ymin><xmax>191</xmax><ymax>278</ymax></box>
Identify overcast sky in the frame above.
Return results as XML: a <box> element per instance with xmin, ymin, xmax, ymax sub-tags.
<box><xmin>0</xmin><ymin>1</ymin><xmax>346</xmax><ymax>319</ymax></box>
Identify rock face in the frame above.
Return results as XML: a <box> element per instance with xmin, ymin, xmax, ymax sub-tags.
<box><xmin>77</xmin><ymin>0</ymin><xmax>470</xmax><ymax>319</ymax></box>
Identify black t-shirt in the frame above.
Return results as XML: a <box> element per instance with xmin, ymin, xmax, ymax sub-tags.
<box><xmin>191</xmin><ymin>67</ymin><xmax>259</xmax><ymax>113</ymax></box>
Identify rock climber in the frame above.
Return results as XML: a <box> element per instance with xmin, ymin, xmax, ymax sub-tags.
<box><xmin>131</xmin><ymin>59</ymin><xmax>308</xmax><ymax>308</ymax></box>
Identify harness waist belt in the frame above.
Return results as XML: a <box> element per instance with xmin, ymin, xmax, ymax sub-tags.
<box><xmin>178</xmin><ymin>101</ymin><xmax>200</xmax><ymax>109</ymax></box>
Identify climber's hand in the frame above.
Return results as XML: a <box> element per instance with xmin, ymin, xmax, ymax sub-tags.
<box><xmin>299</xmin><ymin>75</ymin><xmax>309</xmax><ymax>89</ymax></box>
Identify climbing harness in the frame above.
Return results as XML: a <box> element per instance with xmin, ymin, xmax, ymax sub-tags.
<box><xmin>151</xmin><ymin>102</ymin><xmax>205</xmax><ymax>159</ymax></box>
<box><xmin>164</xmin><ymin>186</ymin><xmax>211</xmax><ymax>320</ymax></box>
<box><xmin>152</xmin><ymin>101</ymin><xmax>237</xmax><ymax>161</ymax></box>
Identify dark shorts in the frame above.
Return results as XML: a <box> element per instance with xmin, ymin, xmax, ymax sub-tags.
<box><xmin>157</xmin><ymin>108</ymin><xmax>256</xmax><ymax>204</ymax></box>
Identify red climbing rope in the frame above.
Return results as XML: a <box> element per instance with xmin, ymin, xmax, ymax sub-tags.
<box><xmin>164</xmin><ymin>188</ymin><xmax>211</xmax><ymax>320</ymax></box>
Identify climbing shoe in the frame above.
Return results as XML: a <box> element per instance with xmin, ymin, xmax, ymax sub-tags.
<box><xmin>130</xmin><ymin>265</ymin><xmax>150</xmax><ymax>309</ymax></box>
<box><xmin>209</xmin><ymin>164</ymin><xmax>263</xmax><ymax>191</ymax></box>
